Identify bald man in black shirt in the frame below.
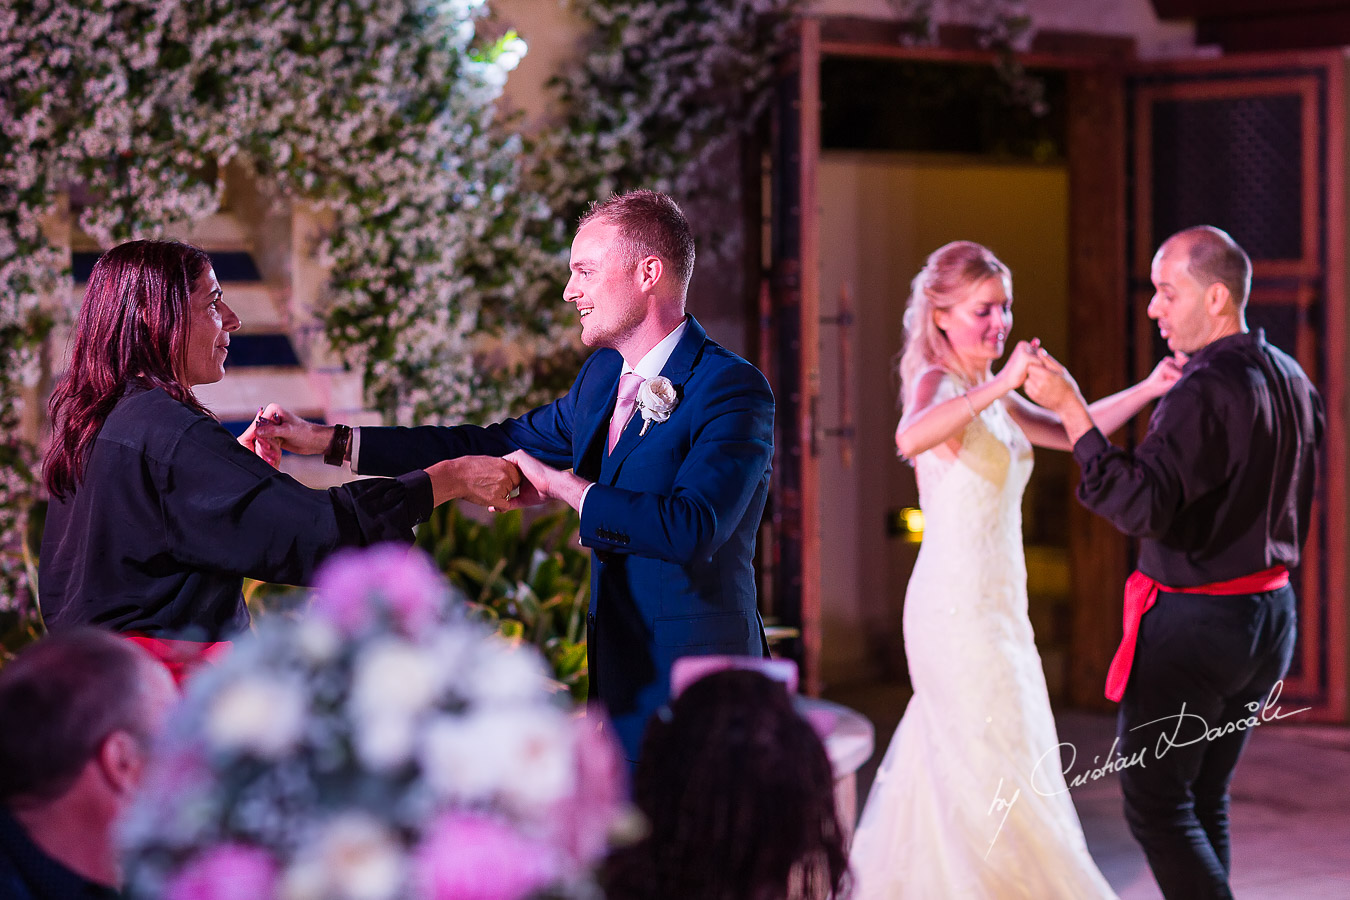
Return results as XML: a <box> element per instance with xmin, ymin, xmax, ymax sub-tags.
<box><xmin>1024</xmin><ymin>226</ymin><xmax>1323</xmax><ymax>900</ymax></box>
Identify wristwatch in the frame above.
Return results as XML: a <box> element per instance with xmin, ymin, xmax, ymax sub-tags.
<box><xmin>323</xmin><ymin>424</ymin><xmax>352</xmax><ymax>467</ymax></box>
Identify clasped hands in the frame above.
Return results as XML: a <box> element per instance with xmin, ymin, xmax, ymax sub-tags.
<box><xmin>1000</xmin><ymin>340</ymin><xmax>1184</xmax><ymax>413</ymax></box>
<box><xmin>1001</xmin><ymin>339</ymin><xmax>1081</xmax><ymax>413</ymax></box>
<box><xmin>238</xmin><ymin>403</ymin><xmax>574</xmax><ymax>511</ymax></box>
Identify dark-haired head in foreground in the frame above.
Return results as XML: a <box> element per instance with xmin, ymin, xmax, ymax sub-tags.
<box><xmin>604</xmin><ymin>669</ymin><xmax>851</xmax><ymax>900</ymax></box>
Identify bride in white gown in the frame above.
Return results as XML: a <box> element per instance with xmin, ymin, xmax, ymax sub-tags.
<box><xmin>848</xmin><ymin>241</ymin><xmax>1180</xmax><ymax>898</ymax></box>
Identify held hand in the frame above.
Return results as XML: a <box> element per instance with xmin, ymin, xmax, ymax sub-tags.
<box><xmin>491</xmin><ymin>450</ymin><xmax>595</xmax><ymax>512</ymax></box>
<box><xmin>251</xmin><ymin>404</ymin><xmax>332</xmax><ymax>456</ymax></box>
<box><xmin>995</xmin><ymin>339</ymin><xmax>1041</xmax><ymax>392</ymax></box>
<box><xmin>237</xmin><ymin>412</ymin><xmax>282</xmax><ymax>468</ymax></box>
<box><xmin>1022</xmin><ymin>347</ymin><xmax>1084</xmax><ymax>413</ymax></box>
<box><xmin>490</xmin><ymin>450</ymin><xmax>557</xmax><ymax>510</ymax></box>
<box><xmin>1143</xmin><ymin>354</ymin><xmax>1185</xmax><ymax>398</ymax></box>
<box><xmin>426</xmin><ymin>456</ymin><xmax>522</xmax><ymax>508</ymax></box>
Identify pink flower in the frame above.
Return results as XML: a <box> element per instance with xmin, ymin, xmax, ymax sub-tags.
<box><xmin>413</xmin><ymin>813</ymin><xmax>562</xmax><ymax>900</ymax></box>
<box><xmin>166</xmin><ymin>844</ymin><xmax>277</xmax><ymax>900</ymax></box>
<box><xmin>312</xmin><ymin>545</ymin><xmax>449</xmax><ymax>636</ymax></box>
<box><xmin>549</xmin><ymin>707</ymin><xmax>627</xmax><ymax>863</ymax></box>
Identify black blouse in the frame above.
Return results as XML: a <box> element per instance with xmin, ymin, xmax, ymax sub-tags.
<box><xmin>39</xmin><ymin>385</ymin><xmax>432</xmax><ymax>640</ymax></box>
<box><xmin>1071</xmin><ymin>330</ymin><xmax>1324</xmax><ymax>588</ymax></box>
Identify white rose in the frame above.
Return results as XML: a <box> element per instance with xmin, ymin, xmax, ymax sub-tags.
<box><xmin>353</xmin><ymin>713</ymin><xmax>417</xmax><ymax>772</ymax></box>
<box><xmin>419</xmin><ymin>706</ymin><xmax>574</xmax><ymax>807</ymax></box>
<box><xmin>492</xmin><ymin>706</ymin><xmax>576</xmax><ymax>811</ymax></box>
<box><xmin>206</xmin><ymin>675</ymin><xmax>307</xmax><ymax>759</ymax></box>
<box><xmin>294</xmin><ymin>617</ymin><xmax>340</xmax><ymax>664</ymax></box>
<box><xmin>348</xmin><ymin>639</ymin><xmax>443</xmax><ymax>770</ymax></box>
<box><xmin>280</xmin><ymin>814</ymin><xmax>405</xmax><ymax>900</ymax></box>
<box><xmin>463</xmin><ymin>642</ymin><xmax>549</xmax><ymax>704</ymax></box>
<box><xmin>636</xmin><ymin>376</ymin><xmax>678</xmax><ymax>434</ymax></box>
<box><xmin>350</xmin><ymin>638</ymin><xmax>441</xmax><ymax>719</ymax></box>
<box><xmin>419</xmin><ymin>712</ymin><xmax>505</xmax><ymax>803</ymax></box>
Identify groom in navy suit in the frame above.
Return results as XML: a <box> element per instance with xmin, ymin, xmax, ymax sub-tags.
<box><xmin>259</xmin><ymin>190</ymin><xmax>774</xmax><ymax>761</ymax></box>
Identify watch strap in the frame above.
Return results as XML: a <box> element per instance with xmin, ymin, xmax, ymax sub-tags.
<box><xmin>323</xmin><ymin>424</ymin><xmax>352</xmax><ymax>467</ymax></box>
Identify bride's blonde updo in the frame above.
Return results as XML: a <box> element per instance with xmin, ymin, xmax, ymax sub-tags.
<box><xmin>897</xmin><ymin>240</ymin><xmax>1012</xmax><ymax>409</ymax></box>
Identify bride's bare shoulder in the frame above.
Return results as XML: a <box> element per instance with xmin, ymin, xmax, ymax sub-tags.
<box><xmin>904</xmin><ymin>367</ymin><xmax>955</xmax><ymax>418</ymax></box>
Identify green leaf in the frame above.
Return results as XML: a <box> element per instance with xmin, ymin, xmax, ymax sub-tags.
<box><xmin>413</xmin><ymin>501</ymin><xmax>591</xmax><ymax>685</ymax></box>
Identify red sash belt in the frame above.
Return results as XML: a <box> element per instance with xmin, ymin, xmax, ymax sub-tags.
<box><xmin>1104</xmin><ymin>565</ymin><xmax>1289</xmax><ymax>702</ymax></box>
<box><xmin>123</xmin><ymin>634</ymin><xmax>233</xmax><ymax>686</ymax></box>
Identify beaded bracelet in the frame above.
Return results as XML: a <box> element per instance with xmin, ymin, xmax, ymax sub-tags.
<box><xmin>962</xmin><ymin>391</ymin><xmax>978</xmax><ymax>421</ymax></box>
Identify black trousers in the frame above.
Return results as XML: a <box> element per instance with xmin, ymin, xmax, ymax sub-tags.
<box><xmin>1116</xmin><ymin>584</ymin><xmax>1297</xmax><ymax>900</ymax></box>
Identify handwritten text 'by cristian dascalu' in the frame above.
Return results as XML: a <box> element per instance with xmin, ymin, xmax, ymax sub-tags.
<box><xmin>983</xmin><ymin>680</ymin><xmax>1309</xmax><ymax>859</ymax></box>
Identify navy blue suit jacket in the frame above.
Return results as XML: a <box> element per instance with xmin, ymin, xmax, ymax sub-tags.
<box><xmin>358</xmin><ymin>316</ymin><xmax>775</xmax><ymax>759</ymax></box>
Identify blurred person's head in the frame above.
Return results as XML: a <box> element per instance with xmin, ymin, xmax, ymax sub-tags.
<box><xmin>897</xmin><ymin>240</ymin><xmax>1013</xmax><ymax>406</ymax></box>
<box><xmin>605</xmin><ymin>669</ymin><xmax>850</xmax><ymax>900</ymax></box>
<box><xmin>1149</xmin><ymin>225</ymin><xmax>1250</xmax><ymax>354</ymax></box>
<box><xmin>45</xmin><ymin>239</ymin><xmax>238</xmax><ymax>498</ymax></box>
<box><xmin>0</xmin><ymin>629</ymin><xmax>176</xmax><ymax>887</ymax></box>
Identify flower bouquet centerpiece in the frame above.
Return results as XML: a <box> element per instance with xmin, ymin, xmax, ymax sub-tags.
<box><xmin>120</xmin><ymin>545</ymin><xmax>630</xmax><ymax>900</ymax></box>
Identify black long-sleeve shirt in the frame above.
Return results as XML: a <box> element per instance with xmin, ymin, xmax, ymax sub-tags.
<box><xmin>1071</xmin><ymin>330</ymin><xmax>1323</xmax><ymax>588</ymax></box>
<box><xmin>39</xmin><ymin>385</ymin><xmax>433</xmax><ymax>640</ymax></box>
<box><xmin>0</xmin><ymin>809</ymin><xmax>118</xmax><ymax>900</ymax></box>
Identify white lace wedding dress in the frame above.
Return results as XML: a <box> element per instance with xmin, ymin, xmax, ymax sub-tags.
<box><xmin>848</xmin><ymin>374</ymin><xmax>1115</xmax><ymax>899</ymax></box>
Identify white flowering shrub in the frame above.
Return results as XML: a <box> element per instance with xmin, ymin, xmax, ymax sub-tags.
<box><xmin>0</xmin><ymin>443</ymin><xmax>39</xmax><ymax>640</ymax></box>
<box><xmin>529</xmin><ymin>0</ymin><xmax>803</xmax><ymax>224</ymax></box>
<box><xmin>501</xmin><ymin>0</ymin><xmax>806</xmax><ymax>398</ymax></box>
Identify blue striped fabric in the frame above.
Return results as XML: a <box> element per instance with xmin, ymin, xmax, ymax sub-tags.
<box><xmin>224</xmin><ymin>334</ymin><xmax>301</xmax><ymax>368</ymax></box>
<box><xmin>72</xmin><ymin>250</ymin><xmax>263</xmax><ymax>282</ymax></box>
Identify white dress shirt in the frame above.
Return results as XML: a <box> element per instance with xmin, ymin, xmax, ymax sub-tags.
<box><xmin>578</xmin><ymin>317</ymin><xmax>688</xmax><ymax>513</ymax></box>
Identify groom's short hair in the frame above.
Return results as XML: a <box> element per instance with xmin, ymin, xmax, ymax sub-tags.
<box><xmin>580</xmin><ymin>189</ymin><xmax>696</xmax><ymax>290</ymax></box>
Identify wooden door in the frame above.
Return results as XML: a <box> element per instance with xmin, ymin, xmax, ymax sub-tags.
<box><xmin>1127</xmin><ymin>51</ymin><xmax>1346</xmax><ymax>720</ymax></box>
<box><xmin>1065</xmin><ymin>66</ymin><xmax>1135</xmax><ymax>709</ymax></box>
<box><xmin>765</xmin><ymin>17</ymin><xmax>823</xmax><ymax>695</ymax></box>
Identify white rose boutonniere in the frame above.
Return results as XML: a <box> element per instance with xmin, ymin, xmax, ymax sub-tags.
<box><xmin>636</xmin><ymin>376</ymin><xmax>679</xmax><ymax>436</ymax></box>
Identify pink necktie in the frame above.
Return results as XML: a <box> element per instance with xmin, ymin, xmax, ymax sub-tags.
<box><xmin>608</xmin><ymin>373</ymin><xmax>645</xmax><ymax>454</ymax></box>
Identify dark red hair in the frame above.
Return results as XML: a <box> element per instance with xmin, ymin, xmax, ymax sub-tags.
<box><xmin>45</xmin><ymin>240</ymin><xmax>213</xmax><ymax>498</ymax></box>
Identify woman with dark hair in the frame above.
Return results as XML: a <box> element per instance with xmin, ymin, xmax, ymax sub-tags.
<box><xmin>39</xmin><ymin>240</ymin><xmax>518</xmax><ymax>677</ymax></box>
<box><xmin>603</xmin><ymin>669</ymin><xmax>851</xmax><ymax>900</ymax></box>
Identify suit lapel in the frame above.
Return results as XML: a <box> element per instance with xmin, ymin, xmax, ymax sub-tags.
<box><xmin>576</xmin><ymin>361</ymin><xmax>622</xmax><ymax>482</ymax></box>
<box><xmin>601</xmin><ymin>317</ymin><xmax>707</xmax><ymax>480</ymax></box>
